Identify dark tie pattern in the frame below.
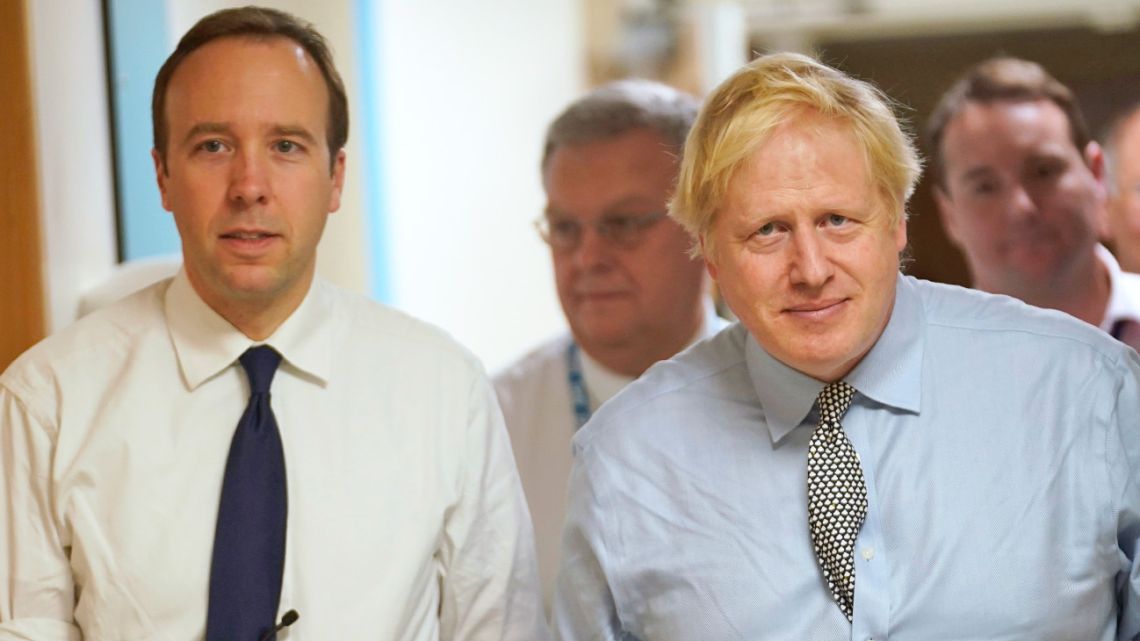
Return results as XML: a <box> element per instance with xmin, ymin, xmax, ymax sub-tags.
<box><xmin>806</xmin><ymin>381</ymin><xmax>866</xmax><ymax>621</ymax></box>
<box><xmin>206</xmin><ymin>346</ymin><xmax>287</xmax><ymax>641</ymax></box>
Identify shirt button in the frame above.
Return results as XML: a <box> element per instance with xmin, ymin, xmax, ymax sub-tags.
<box><xmin>862</xmin><ymin>546</ymin><xmax>875</xmax><ymax>560</ymax></box>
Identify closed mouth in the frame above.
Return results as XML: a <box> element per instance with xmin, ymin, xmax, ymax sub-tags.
<box><xmin>220</xmin><ymin>231</ymin><xmax>278</xmax><ymax>240</ymax></box>
<box><xmin>784</xmin><ymin>298</ymin><xmax>848</xmax><ymax>318</ymax></box>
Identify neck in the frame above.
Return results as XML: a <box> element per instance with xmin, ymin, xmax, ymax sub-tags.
<box><xmin>976</xmin><ymin>254</ymin><xmax>1110</xmax><ymax>327</ymax></box>
<box><xmin>220</xmin><ymin>301</ymin><xmax>301</xmax><ymax>341</ymax></box>
<box><xmin>579</xmin><ymin>307</ymin><xmax>705</xmax><ymax>378</ymax></box>
<box><xmin>187</xmin><ymin>274</ymin><xmax>313</xmax><ymax>341</ymax></box>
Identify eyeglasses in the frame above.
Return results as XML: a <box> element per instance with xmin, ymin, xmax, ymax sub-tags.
<box><xmin>534</xmin><ymin>211</ymin><xmax>668</xmax><ymax>251</ymax></box>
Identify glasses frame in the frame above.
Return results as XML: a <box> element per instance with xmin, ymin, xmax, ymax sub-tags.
<box><xmin>534</xmin><ymin>211</ymin><xmax>668</xmax><ymax>251</ymax></box>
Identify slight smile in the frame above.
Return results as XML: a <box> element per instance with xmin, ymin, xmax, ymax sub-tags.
<box><xmin>783</xmin><ymin>298</ymin><xmax>849</xmax><ymax>321</ymax></box>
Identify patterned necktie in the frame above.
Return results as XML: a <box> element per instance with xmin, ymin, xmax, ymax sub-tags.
<box><xmin>806</xmin><ymin>381</ymin><xmax>866</xmax><ymax>621</ymax></box>
<box><xmin>206</xmin><ymin>346</ymin><xmax>287</xmax><ymax>641</ymax></box>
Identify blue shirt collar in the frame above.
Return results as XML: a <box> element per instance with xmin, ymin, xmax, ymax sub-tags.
<box><xmin>746</xmin><ymin>273</ymin><xmax>925</xmax><ymax>443</ymax></box>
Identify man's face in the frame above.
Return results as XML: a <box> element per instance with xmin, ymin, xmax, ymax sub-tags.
<box><xmin>704</xmin><ymin>112</ymin><xmax>906</xmax><ymax>382</ymax></box>
<box><xmin>543</xmin><ymin>128</ymin><xmax>705</xmax><ymax>371</ymax></box>
<box><xmin>154</xmin><ymin>36</ymin><xmax>345</xmax><ymax>325</ymax></box>
<box><xmin>1106</xmin><ymin>112</ymin><xmax>1140</xmax><ymax>272</ymax></box>
<box><xmin>934</xmin><ymin>100</ymin><xmax>1105</xmax><ymax>297</ymax></box>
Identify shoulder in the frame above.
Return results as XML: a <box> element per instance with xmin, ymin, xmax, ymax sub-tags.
<box><xmin>2</xmin><ymin>279</ymin><xmax>169</xmax><ymax>403</ymax></box>
<box><xmin>575</xmin><ymin>323</ymin><xmax>750</xmax><ymax>449</ymax></box>
<box><xmin>907</xmin><ymin>276</ymin><xmax>1134</xmax><ymax>365</ymax></box>
<box><xmin>492</xmin><ymin>335</ymin><xmax>570</xmax><ymax>395</ymax></box>
<box><xmin>321</xmin><ymin>283</ymin><xmax>488</xmax><ymax>380</ymax></box>
<box><xmin>491</xmin><ymin>334</ymin><xmax>573</xmax><ymax>433</ymax></box>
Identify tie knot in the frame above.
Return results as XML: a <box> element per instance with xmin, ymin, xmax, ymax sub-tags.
<box><xmin>239</xmin><ymin>345</ymin><xmax>282</xmax><ymax>395</ymax></box>
<box><xmin>817</xmin><ymin>381</ymin><xmax>856</xmax><ymax>424</ymax></box>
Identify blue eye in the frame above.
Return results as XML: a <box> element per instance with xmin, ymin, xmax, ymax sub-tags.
<box><xmin>756</xmin><ymin>222</ymin><xmax>776</xmax><ymax>236</ymax></box>
<box><xmin>827</xmin><ymin>213</ymin><xmax>848</xmax><ymax>226</ymax></box>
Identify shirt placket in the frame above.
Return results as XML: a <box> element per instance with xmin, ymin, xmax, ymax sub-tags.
<box><xmin>844</xmin><ymin>403</ymin><xmax>890</xmax><ymax>641</ymax></box>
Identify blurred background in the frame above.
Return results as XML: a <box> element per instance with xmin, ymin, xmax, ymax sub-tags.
<box><xmin>4</xmin><ymin>0</ymin><xmax>1140</xmax><ymax>372</ymax></box>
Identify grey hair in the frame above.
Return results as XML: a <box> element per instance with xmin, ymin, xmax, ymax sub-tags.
<box><xmin>542</xmin><ymin>79</ymin><xmax>699</xmax><ymax>170</ymax></box>
<box><xmin>1102</xmin><ymin>101</ymin><xmax>1140</xmax><ymax>196</ymax></box>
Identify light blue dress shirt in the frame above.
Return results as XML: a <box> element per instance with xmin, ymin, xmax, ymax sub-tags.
<box><xmin>553</xmin><ymin>274</ymin><xmax>1140</xmax><ymax>641</ymax></box>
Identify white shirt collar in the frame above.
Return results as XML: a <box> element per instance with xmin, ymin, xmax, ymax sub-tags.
<box><xmin>165</xmin><ymin>271</ymin><xmax>334</xmax><ymax>390</ymax></box>
<box><xmin>1096</xmin><ymin>244</ymin><xmax>1140</xmax><ymax>330</ymax></box>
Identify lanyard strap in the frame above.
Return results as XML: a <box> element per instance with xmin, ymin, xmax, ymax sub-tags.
<box><xmin>565</xmin><ymin>341</ymin><xmax>592</xmax><ymax>429</ymax></box>
<box><xmin>1111</xmin><ymin>319</ymin><xmax>1127</xmax><ymax>340</ymax></box>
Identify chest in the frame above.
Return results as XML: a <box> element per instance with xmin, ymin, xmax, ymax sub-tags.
<box><xmin>602</xmin><ymin>401</ymin><xmax>1118</xmax><ymax>640</ymax></box>
<box><xmin>51</xmin><ymin>364</ymin><xmax>463</xmax><ymax>638</ymax></box>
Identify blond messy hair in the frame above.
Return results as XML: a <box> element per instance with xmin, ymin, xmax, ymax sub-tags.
<box><xmin>671</xmin><ymin>52</ymin><xmax>921</xmax><ymax>257</ymax></box>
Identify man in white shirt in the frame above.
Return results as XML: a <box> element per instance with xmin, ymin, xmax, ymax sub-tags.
<box><xmin>0</xmin><ymin>7</ymin><xmax>547</xmax><ymax>641</ymax></box>
<box><xmin>493</xmin><ymin>80</ymin><xmax>725</xmax><ymax>609</ymax></box>
<box><xmin>929</xmin><ymin>57</ymin><xmax>1140</xmax><ymax>348</ymax></box>
<box><xmin>1102</xmin><ymin>101</ymin><xmax>1140</xmax><ymax>273</ymax></box>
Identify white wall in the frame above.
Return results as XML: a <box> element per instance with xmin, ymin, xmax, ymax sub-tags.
<box><xmin>371</xmin><ymin>0</ymin><xmax>583</xmax><ymax>371</ymax></box>
<box><xmin>27</xmin><ymin>0</ymin><xmax>119</xmax><ymax>331</ymax></box>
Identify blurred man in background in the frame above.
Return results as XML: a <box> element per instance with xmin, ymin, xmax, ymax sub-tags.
<box><xmin>494</xmin><ymin>80</ymin><xmax>725</xmax><ymax>609</ymax></box>
<box><xmin>930</xmin><ymin>57</ymin><xmax>1140</xmax><ymax>348</ymax></box>
<box><xmin>1102</xmin><ymin>101</ymin><xmax>1140</xmax><ymax>273</ymax></box>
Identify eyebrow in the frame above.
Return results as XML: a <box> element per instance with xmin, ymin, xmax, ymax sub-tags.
<box><xmin>182</xmin><ymin>122</ymin><xmax>231</xmax><ymax>146</ymax></box>
<box><xmin>268</xmin><ymin>125</ymin><xmax>320</xmax><ymax>146</ymax></box>
<box><xmin>545</xmin><ymin>196</ymin><xmax>659</xmax><ymax>219</ymax></box>
<box><xmin>181</xmin><ymin>123</ymin><xmax>320</xmax><ymax>147</ymax></box>
<box><xmin>959</xmin><ymin>166</ymin><xmax>996</xmax><ymax>183</ymax></box>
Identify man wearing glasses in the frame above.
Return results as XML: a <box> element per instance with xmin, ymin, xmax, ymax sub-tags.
<box><xmin>494</xmin><ymin>80</ymin><xmax>725</xmax><ymax>610</ymax></box>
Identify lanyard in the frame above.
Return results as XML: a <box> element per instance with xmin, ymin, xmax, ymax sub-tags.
<box><xmin>1111</xmin><ymin>319</ymin><xmax>1127</xmax><ymax>340</ymax></box>
<box><xmin>565</xmin><ymin>341</ymin><xmax>592</xmax><ymax>429</ymax></box>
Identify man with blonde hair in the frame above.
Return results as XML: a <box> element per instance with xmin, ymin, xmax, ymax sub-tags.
<box><xmin>553</xmin><ymin>52</ymin><xmax>1140</xmax><ymax>641</ymax></box>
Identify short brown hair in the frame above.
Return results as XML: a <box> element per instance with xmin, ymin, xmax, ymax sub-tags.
<box><xmin>151</xmin><ymin>6</ymin><xmax>348</xmax><ymax>172</ymax></box>
<box><xmin>926</xmin><ymin>57</ymin><xmax>1089</xmax><ymax>191</ymax></box>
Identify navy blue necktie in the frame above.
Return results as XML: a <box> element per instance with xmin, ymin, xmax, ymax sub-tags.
<box><xmin>206</xmin><ymin>346</ymin><xmax>287</xmax><ymax>641</ymax></box>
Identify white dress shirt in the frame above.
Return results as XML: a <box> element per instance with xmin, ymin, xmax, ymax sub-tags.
<box><xmin>0</xmin><ymin>272</ymin><xmax>549</xmax><ymax>641</ymax></box>
<box><xmin>1099</xmin><ymin>245</ymin><xmax>1140</xmax><ymax>329</ymax></box>
<box><xmin>492</xmin><ymin>304</ymin><xmax>726</xmax><ymax>611</ymax></box>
